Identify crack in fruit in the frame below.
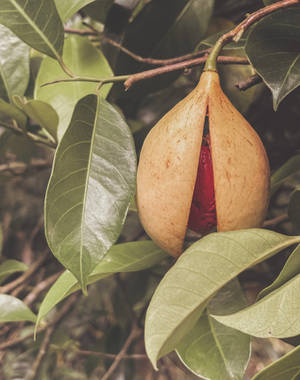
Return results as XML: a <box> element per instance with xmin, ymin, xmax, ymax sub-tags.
<box><xmin>188</xmin><ymin>135</ymin><xmax>217</xmax><ymax>234</ymax></box>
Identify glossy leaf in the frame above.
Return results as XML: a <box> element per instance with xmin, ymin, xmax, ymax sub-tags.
<box><xmin>270</xmin><ymin>155</ymin><xmax>300</xmax><ymax>196</ymax></box>
<box><xmin>0</xmin><ymin>24</ymin><xmax>30</xmax><ymax>102</ymax></box>
<box><xmin>151</xmin><ymin>0</ymin><xmax>214</xmax><ymax>60</ymax></box>
<box><xmin>0</xmin><ymin>98</ymin><xmax>27</xmax><ymax>128</ymax></box>
<box><xmin>35</xmin><ymin>34</ymin><xmax>113</xmax><ymax>140</ymax></box>
<box><xmin>54</xmin><ymin>0</ymin><xmax>97</xmax><ymax>22</ymax></box>
<box><xmin>213</xmin><ymin>272</ymin><xmax>300</xmax><ymax>338</ymax></box>
<box><xmin>177</xmin><ymin>279</ymin><xmax>250</xmax><ymax>380</ymax></box>
<box><xmin>251</xmin><ymin>345</ymin><xmax>300</xmax><ymax>380</ymax></box>
<box><xmin>13</xmin><ymin>96</ymin><xmax>58</xmax><ymax>141</ymax></box>
<box><xmin>258</xmin><ymin>244</ymin><xmax>300</xmax><ymax>300</ymax></box>
<box><xmin>36</xmin><ymin>241</ymin><xmax>167</xmax><ymax>329</ymax></box>
<box><xmin>288</xmin><ymin>189</ymin><xmax>300</xmax><ymax>231</ymax></box>
<box><xmin>0</xmin><ymin>0</ymin><xmax>64</xmax><ymax>60</ymax></box>
<box><xmin>245</xmin><ymin>8</ymin><xmax>300</xmax><ymax>110</ymax></box>
<box><xmin>81</xmin><ymin>0</ymin><xmax>114</xmax><ymax>23</ymax></box>
<box><xmin>0</xmin><ymin>259</ymin><xmax>28</xmax><ymax>284</ymax></box>
<box><xmin>45</xmin><ymin>95</ymin><xmax>136</xmax><ymax>291</ymax></box>
<box><xmin>145</xmin><ymin>229</ymin><xmax>299</xmax><ymax>368</ymax></box>
<box><xmin>0</xmin><ymin>294</ymin><xmax>36</xmax><ymax>323</ymax></box>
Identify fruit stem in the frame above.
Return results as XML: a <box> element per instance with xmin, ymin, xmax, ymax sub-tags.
<box><xmin>203</xmin><ymin>38</ymin><xmax>224</xmax><ymax>72</ymax></box>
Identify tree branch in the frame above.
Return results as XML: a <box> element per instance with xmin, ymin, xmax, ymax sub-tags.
<box><xmin>101</xmin><ymin>324</ymin><xmax>142</xmax><ymax>380</ymax></box>
<box><xmin>0</xmin><ymin>253</ymin><xmax>48</xmax><ymax>294</ymax></box>
<box><xmin>64</xmin><ymin>27</ymin><xmax>211</xmax><ymax>66</ymax></box>
<box><xmin>124</xmin><ymin>56</ymin><xmax>249</xmax><ymax>90</ymax></box>
<box><xmin>235</xmin><ymin>74</ymin><xmax>262</xmax><ymax>91</ymax></box>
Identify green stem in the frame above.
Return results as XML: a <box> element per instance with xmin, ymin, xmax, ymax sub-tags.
<box><xmin>203</xmin><ymin>38</ymin><xmax>225</xmax><ymax>72</ymax></box>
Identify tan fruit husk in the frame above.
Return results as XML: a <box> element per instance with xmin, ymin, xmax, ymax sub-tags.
<box><xmin>136</xmin><ymin>71</ymin><xmax>270</xmax><ymax>257</ymax></box>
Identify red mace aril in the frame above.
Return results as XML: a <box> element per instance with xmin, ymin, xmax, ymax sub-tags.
<box><xmin>136</xmin><ymin>70</ymin><xmax>270</xmax><ymax>257</ymax></box>
<box><xmin>188</xmin><ymin>135</ymin><xmax>217</xmax><ymax>234</ymax></box>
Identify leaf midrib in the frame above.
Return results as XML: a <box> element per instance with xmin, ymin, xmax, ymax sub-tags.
<box><xmin>8</xmin><ymin>0</ymin><xmax>60</xmax><ymax>59</ymax></box>
<box><xmin>152</xmin><ymin>234</ymin><xmax>300</xmax><ymax>364</ymax></box>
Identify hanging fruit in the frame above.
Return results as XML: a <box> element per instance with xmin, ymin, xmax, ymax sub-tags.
<box><xmin>136</xmin><ymin>48</ymin><xmax>270</xmax><ymax>258</ymax></box>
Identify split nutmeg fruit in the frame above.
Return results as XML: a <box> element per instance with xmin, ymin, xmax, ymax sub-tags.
<box><xmin>136</xmin><ymin>67</ymin><xmax>270</xmax><ymax>257</ymax></box>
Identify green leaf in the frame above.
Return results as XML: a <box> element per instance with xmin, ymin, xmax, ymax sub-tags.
<box><xmin>145</xmin><ymin>229</ymin><xmax>299</xmax><ymax>368</ymax></box>
<box><xmin>82</xmin><ymin>0</ymin><xmax>115</xmax><ymax>23</ymax></box>
<box><xmin>36</xmin><ymin>241</ymin><xmax>167</xmax><ymax>330</ymax></box>
<box><xmin>0</xmin><ymin>259</ymin><xmax>27</xmax><ymax>284</ymax></box>
<box><xmin>270</xmin><ymin>155</ymin><xmax>300</xmax><ymax>197</ymax></box>
<box><xmin>251</xmin><ymin>345</ymin><xmax>300</xmax><ymax>380</ymax></box>
<box><xmin>54</xmin><ymin>0</ymin><xmax>97</xmax><ymax>22</ymax></box>
<box><xmin>288</xmin><ymin>189</ymin><xmax>300</xmax><ymax>231</ymax></box>
<box><xmin>45</xmin><ymin>95</ymin><xmax>137</xmax><ymax>291</ymax></box>
<box><xmin>177</xmin><ymin>279</ymin><xmax>250</xmax><ymax>380</ymax></box>
<box><xmin>35</xmin><ymin>33</ymin><xmax>113</xmax><ymax>140</ymax></box>
<box><xmin>258</xmin><ymin>244</ymin><xmax>300</xmax><ymax>300</ymax></box>
<box><xmin>0</xmin><ymin>294</ymin><xmax>36</xmax><ymax>323</ymax></box>
<box><xmin>0</xmin><ymin>24</ymin><xmax>30</xmax><ymax>102</ymax></box>
<box><xmin>0</xmin><ymin>0</ymin><xmax>64</xmax><ymax>60</ymax></box>
<box><xmin>0</xmin><ymin>98</ymin><xmax>27</xmax><ymax>128</ymax></box>
<box><xmin>245</xmin><ymin>8</ymin><xmax>300</xmax><ymax>110</ymax></box>
<box><xmin>213</xmin><ymin>271</ymin><xmax>300</xmax><ymax>338</ymax></box>
<box><xmin>151</xmin><ymin>0</ymin><xmax>214</xmax><ymax>60</ymax></box>
<box><xmin>13</xmin><ymin>96</ymin><xmax>58</xmax><ymax>141</ymax></box>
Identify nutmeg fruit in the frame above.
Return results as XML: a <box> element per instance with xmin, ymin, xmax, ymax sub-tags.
<box><xmin>136</xmin><ymin>70</ymin><xmax>269</xmax><ymax>257</ymax></box>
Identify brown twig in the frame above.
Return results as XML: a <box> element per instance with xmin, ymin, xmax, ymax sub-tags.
<box><xmin>0</xmin><ymin>253</ymin><xmax>48</xmax><ymax>294</ymax></box>
<box><xmin>124</xmin><ymin>55</ymin><xmax>249</xmax><ymax>90</ymax></box>
<box><xmin>25</xmin><ymin>293</ymin><xmax>78</xmax><ymax>380</ymax></box>
<box><xmin>0</xmin><ymin>159</ymin><xmax>52</xmax><ymax>176</ymax></box>
<box><xmin>77</xmin><ymin>349</ymin><xmax>147</xmax><ymax>360</ymax></box>
<box><xmin>213</xmin><ymin>0</ymin><xmax>300</xmax><ymax>50</ymax></box>
<box><xmin>64</xmin><ymin>27</ymin><xmax>97</xmax><ymax>36</ymax></box>
<box><xmin>0</xmin><ymin>293</ymin><xmax>79</xmax><ymax>352</ymax></box>
<box><xmin>26</xmin><ymin>325</ymin><xmax>55</xmax><ymax>380</ymax></box>
<box><xmin>236</xmin><ymin>74</ymin><xmax>262</xmax><ymax>91</ymax></box>
<box><xmin>23</xmin><ymin>272</ymin><xmax>62</xmax><ymax>306</ymax></box>
<box><xmin>101</xmin><ymin>324</ymin><xmax>142</xmax><ymax>380</ymax></box>
<box><xmin>263</xmin><ymin>214</ymin><xmax>289</xmax><ymax>227</ymax></box>
<box><xmin>64</xmin><ymin>26</ymin><xmax>211</xmax><ymax>66</ymax></box>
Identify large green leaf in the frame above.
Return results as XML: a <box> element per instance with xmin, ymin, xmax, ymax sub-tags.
<box><xmin>245</xmin><ymin>8</ymin><xmax>300</xmax><ymax>110</ymax></box>
<box><xmin>0</xmin><ymin>259</ymin><xmax>28</xmax><ymax>284</ymax></box>
<box><xmin>45</xmin><ymin>95</ymin><xmax>137</xmax><ymax>291</ymax></box>
<box><xmin>177</xmin><ymin>279</ymin><xmax>250</xmax><ymax>380</ymax></box>
<box><xmin>145</xmin><ymin>229</ymin><xmax>300</xmax><ymax>368</ymax></box>
<box><xmin>288</xmin><ymin>189</ymin><xmax>300</xmax><ymax>232</ymax></box>
<box><xmin>251</xmin><ymin>345</ymin><xmax>300</xmax><ymax>380</ymax></box>
<box><xmin>0</xmin><ymin>24</ymin><xmax>30</xmax><ymax>102</ymax></box>
<box><xmin>213</xmin><ymin>272</ymin><xmax>300</xmax><ymax>338</ymax></box>
<box><xmin>0</xmin><ymin>0</ymin><xmax>64</xmax><ymax>60</ymax></box>
<box><xmin>36</xmin><ymin>241</ymin><xmax>167</xmax><ymax>329</ymax></box>
<box><xmin>0</xmin><ymin>294</ymin><xmax>36</xmax><ymax>323</ymax></box>
<box><xmin>82</xmin><ymin>0</ymin><xmax>114</xmax><ymax>23</ymax></box>
<box><xmin>13</xmin><ymin>96</ymin><xmax>58</xmax><ymax>141</ymax></box>
<box><xmin>54</xmin><ymin>0</ymin><xmax>97</xmax><ymax>22</ymax></box>
<box><xmin>35</xmin><ymin>34</ymin><xmax>113</xmax><ymax>140</ymax></box>
<box><xmin>258</xmin><ymin>244</ymin><xmax>300</xmax><ymax>300</ymax></box>
<box><xmin>150</xmin><ymin>0</ymin><xmax>214</xmax><ymax>60</ymax></box>
<box><xmin>270</xmin><ymin>155</ymin><xmax>300</xmax><ymax>196</ymax></box>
